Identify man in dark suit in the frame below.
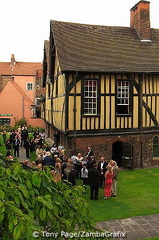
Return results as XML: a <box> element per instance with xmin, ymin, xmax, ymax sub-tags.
<box><xmin>13</xmin><ymin>135</ymin><xmax>20</xmax><ymax>157</ymax></box>
<box><xmin>24</xmin><ymin>137</ymin><xmax>30</xmax><ymax>159</ymax></box>
<box><xmin>68</xmin><ymin>165</ymin><xmax>77</xmax><ymax>186</ymax></box>
<box><xmin>43</xmin><ymin>151</ymin><xmax>55</xmax><ymax>168</ymax></box>
<box><xmin>97</xmin><ymin>156</ymin><xmax>108</xmax><ymax>188</ymax></box>
<box><xmin>86</xmin><ymin>146</ymin><xmax>94</xmax><ymax>160</ymax></box>
<box><xmin>88</xmin><ymin>164</ymin><xmax>100</xmax><ymax>200</ymax></box>
<box><xmin>21</xmin><ymin>127</ymin><xmax>28</xmax><ymax>147</ymax></box>
<box><xmin>87</xmin><ymin>155</ymin><xmax>96</xmax><ymax>170</ymax></box>
<box><xmin>10</xmin><ymin>130</ymin><xmax>16</xmax><ymax>145</ymax></box>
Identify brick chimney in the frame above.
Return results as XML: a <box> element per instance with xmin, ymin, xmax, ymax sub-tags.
<box><xmin>11</xmin><ymin>54</ymin><xmax>16</xmax><ymax>66</ymax></box>
<box><xmin>130</xmin><ymin>0</ymin><xmax>151</xmax><ymax>40</ymax></box>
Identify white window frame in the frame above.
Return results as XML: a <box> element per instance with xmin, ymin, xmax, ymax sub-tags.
<box><xmin>117</xmin><ymin>81</ymin><xmax>129</xmax><ymax>105</ymax></box>
<box><xmin>26</xmin><ymin>82</ymin><xmax>33</xmax><ymax>91</ymax></box>
<box><xmin>117</xmin><ymin>81</ymin><xmax>130</xmax><ymax>115</ymax></box>
<box><xmin>84</xmin><ymin>80</ymin><xmax>98</xmax><ymax>115</ymax></box>
<box><xmin>35</xmin><ymin>98</ymin><xmax>41</xmax><ymax>107</ymax></box>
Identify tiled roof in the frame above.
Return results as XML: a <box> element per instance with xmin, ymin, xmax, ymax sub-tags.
<box><xmin>0</xmin><ymin>62</ymin><xmax>42</xmax><ymax>76</ymax></box>
<box><xmin>51</xmin><ymin>20</ymin><xmax>159</xmax><ymax>73</ymax></box>
<box><xmin>0</xmin><ymin>76</ymin><xmax>12</xmax><ymax>92</ymax></box>
<box><xmin>44</xmin><ymin>40</ymin><xmax>50</xmax><ymax>74</ymax></box>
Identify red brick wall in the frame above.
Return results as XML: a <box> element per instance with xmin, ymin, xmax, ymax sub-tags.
<box><xmin>130</xmin><ymin>1</ymin><xmax>150</xmax><ymax>40</ymax></box>
<box><xmin>65</xmin><ymin>133</ymin><xmax>159</xmax><ymax>168</ymax></box>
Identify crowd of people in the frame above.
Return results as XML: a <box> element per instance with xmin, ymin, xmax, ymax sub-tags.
<box><xmin>3</xmin><ymin>126</ymin><xmax>46</xmax><ymax>159</ymax></box>
<box><xmin>2</xmin><ymin>127</ymin><xmax>119</xmax><ymax>200</ymax></box>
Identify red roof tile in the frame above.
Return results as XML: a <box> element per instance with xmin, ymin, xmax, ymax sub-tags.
<box><xmin>0</xmin><ymin>61</ymin><xmax>42</xmax><ymax>76</ymax></box>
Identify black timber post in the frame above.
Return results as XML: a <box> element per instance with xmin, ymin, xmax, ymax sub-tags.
<box><xmin>73</xmin><ymin>72</ymin><xmax>78</xmax><ymax>154</ymax></box>
<box><xmin>138</xmin><ymin>74</ymin><xmax>143</xmax><ymax>168</ymax></box>
<box><xmin>64</xmin><ymin>73</ymin><xmax>69</xmax><ymax>149</ymax></box>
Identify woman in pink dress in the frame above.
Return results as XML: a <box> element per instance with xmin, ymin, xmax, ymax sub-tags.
<box><xmin>104</xmin><ymin>165</ymin><xmax>114</xmax><ymax>199</ymax></box>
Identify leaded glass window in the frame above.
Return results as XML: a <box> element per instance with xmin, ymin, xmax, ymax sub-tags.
<box><xmin>84</xmin><ymin>80</ymin><xmax>98</xmax><ymax>115</ymax></box>
<box><xmin>117</xmin><ymin>81</ymin><xmax>130</xmax><ymax>114</ymax></box>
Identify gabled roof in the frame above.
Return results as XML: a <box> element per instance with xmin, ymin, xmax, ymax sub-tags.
<box><xmin>0</xmin><ymin>76</ymin><xmax>12</xmax><ymax>92</ymax></box>
<box><xmin>11</xmin><ymin>81</ymin><xmax>34</xmax><ymax>105</ymax></box>
<box><xmin>44</xmin><ymin>40</ymin><xmax>50</xmax><ymax>66</ymax></box>
<box><xmin>0</xmin><ymin>80</ymin><xmax>34</xmax><ymax>105</ymax></box>
<box><xmin>50</xmin><ymin>20</ymin><xmax>159</xmax><ymax>73</ymax></box>
<box><xmin>43</xmin><ymin>40</ymin><xmax>50</xmax><ymax>87</ymax></box>
<box><xmin>44</xmin><ymin>40</ymin><xmax>50</xmax><ymax>75</ymax></box>
<box><xmin>0</xmin><ymin>62</ymin><xmax>42</xmax><ymax>76</ymax></box>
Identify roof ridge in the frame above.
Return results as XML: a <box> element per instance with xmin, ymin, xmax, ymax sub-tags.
<box><xmin>51</xmin><ymin>20</ymin><xmax>131</xmax><ymax>29</ymax></box>
<box><xmin>51</xmin><ymin>20</ymin><xmax>159</xmax><ymax>31</ymax></box>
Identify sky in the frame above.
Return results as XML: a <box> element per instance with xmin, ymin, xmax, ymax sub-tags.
<box><xmin>0</xmin><ymin>0</ymin><xmax>158</xmax><ymax>63</ymax></box>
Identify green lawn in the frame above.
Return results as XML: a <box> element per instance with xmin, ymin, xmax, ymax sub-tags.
<box><xmin>140</xmin><ymin>238</ymin><xmax>159</xmax><ymax>240</ymax></box>
<box><xmin>83</xmin><ymin>168</ymin><xmax>159</xmax><ymax>222</ymax></box>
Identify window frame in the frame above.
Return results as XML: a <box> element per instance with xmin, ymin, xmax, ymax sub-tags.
<box><xmin>82</xmin><ymin>79</ymin><xmax>100</xmax><ymax>116</ymax></box>
<box><xmin>116</xmin><ymin>79</ymin><xmax>132</xmax><ymax>116</ymax></box>
<box><xmin>35</xmin><ymin>98</ymin><xmax>41</xmax><ymax>107</ymax></box>
<box><xmin>26</xmin><ymin>82</ymin><xmax>33</xmax><ymax>91</ymax></box>
<box><xmin>0</xmin><ymin>118</ymin><xmax>10</xmax><ymax>126</ymax></box>
<box><xmin>153</xmin><ymin>136</ymin><xmax>159</xmax><ymax>158</ymax></box>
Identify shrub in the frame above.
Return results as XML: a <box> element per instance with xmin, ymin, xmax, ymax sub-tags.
<box><xmin>14</xmin><ymin>118</ymin><xmax>28</xmax><ymax>128</ymax></box>
<box><xmin>0</xmin><ymin>125</ymin><xmax>12</xmax><ymax>132</ymax></box>
<box><xmin>0</xmin><ymin>158</ymin><xmax>96</xmax><ymax>240</ymax></box>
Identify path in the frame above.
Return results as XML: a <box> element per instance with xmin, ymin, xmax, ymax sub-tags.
<box><xmin>18</xmin><ymin>137</ymin><xmax>54</xmax><ymax>162</ymax></box>
<box><xmin>18</xmin><ymin>146</ymin><xmax>27</xmax><ymax>162</ymax></box>
<box><xmin>96</xmin><ymin>214</ymin><xmax>159</xmax><ymax>240</ymax></box>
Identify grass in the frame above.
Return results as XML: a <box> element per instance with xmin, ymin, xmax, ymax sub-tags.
<box><xmin>140</xmin><ymin>238</ymin><xmax>159</xmax><ymax>240</ymax></box>
<box><xmin>83</xmin><ymin>168</ymin><xmax>159</xmax><ymax>222</ymax></box>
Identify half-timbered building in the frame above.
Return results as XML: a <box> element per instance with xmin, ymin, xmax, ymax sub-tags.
<box><xmin>43</xmin><ymin>0</ymin><xmax>159</xmax><ymax>168</ymax></box>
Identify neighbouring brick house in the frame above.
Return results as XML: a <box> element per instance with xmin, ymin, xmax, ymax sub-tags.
<box><xmin>0</xmin><ymin>54</ymin><xmax>45</xmax><ymax>128</ymax></box>
<box><xmin>42</xmin><ymin>0</ymin><xmax>159</xmax><ymax>168</ymax></box>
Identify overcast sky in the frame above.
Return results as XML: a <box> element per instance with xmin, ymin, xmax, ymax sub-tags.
<box><xmin>0</xmin><ymin>0</ymin><xmax>158</xmax><ymax>63</ymax></box>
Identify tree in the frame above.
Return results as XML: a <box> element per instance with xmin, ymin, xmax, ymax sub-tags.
<box><xmin>0</xmin><ymin>158</ymin><xmax>96</xmax><ymax>240</ymax></box>
<box><xmin>14</xmin><ymin>118</ymin><xmax>28</xmax><ymax>128</ymax></box>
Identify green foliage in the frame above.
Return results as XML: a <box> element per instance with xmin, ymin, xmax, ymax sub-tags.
<box><xmin>0</xmin><ymin>158</ymin><xmax>96</xmax><ymax>240</ymax></box>
<box><xmin>0</xmin><ymin>135</ymin><xmax>7</xmax><ymax>155</ymax></box>
<box><xmin>27</xmin><ymin>126</ymin><xmax>45</xmax><ymax>133</ymax></box>
<box><xmin>0</xmin><ymin>124</ymin><xmax>12</xmax><ymax>132</ymax></box>
<box><xmin>14</xmin><ymin>118</ymin><xmax>28</xmax><ymax>128</ymax></box>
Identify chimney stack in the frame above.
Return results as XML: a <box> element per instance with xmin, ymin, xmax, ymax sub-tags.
<box><xmin>11</xmin><ymin>54</ymin><xmax>16</xmax><ymax>66</ymax></box>
<box><xmin>130</xmin><ymin>0</ymin><xmax>151</xmax><ymax>40</ymax></box>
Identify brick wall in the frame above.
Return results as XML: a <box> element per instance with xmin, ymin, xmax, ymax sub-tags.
<box><xmin>65</xmin><ymin>133</ymin><xmax>159</xmax><ymax>168</ymax></box>
<box><xmin>130</xmin><ymin>1</ymin><xmax>151</xmax><ymax>40</ymax></box>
